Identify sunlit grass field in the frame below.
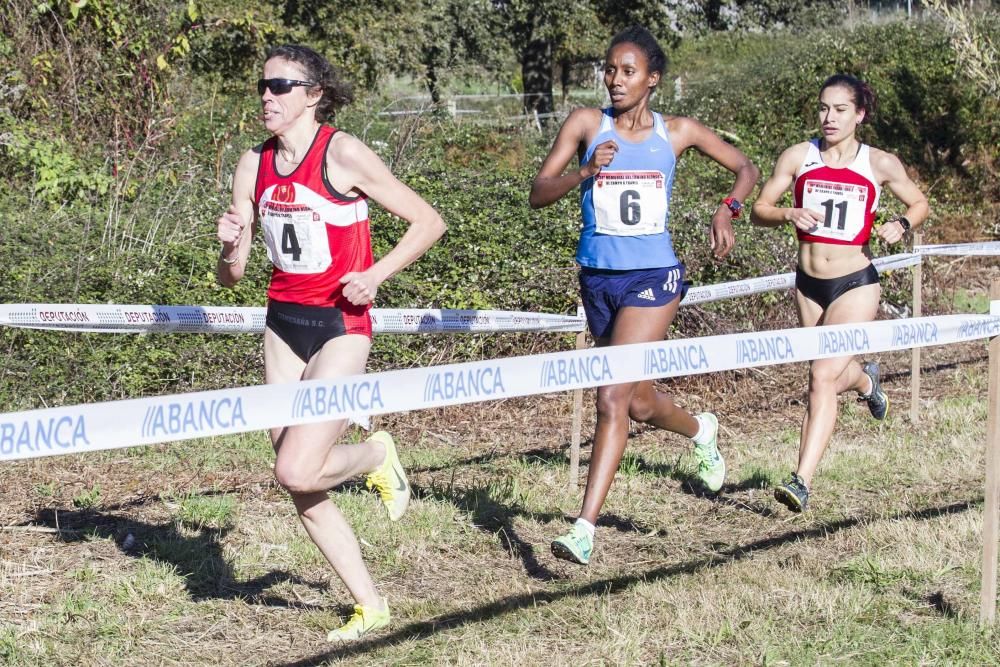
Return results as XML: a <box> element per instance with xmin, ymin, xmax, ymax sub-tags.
<box><xmin>3</xmin><ymin>342</ymin><xmax>1000</xmax><ymax>665</ymax></box>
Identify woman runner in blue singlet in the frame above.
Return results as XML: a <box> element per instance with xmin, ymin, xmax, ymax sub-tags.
<box><xmin>530</xmin><ymin>26</ymin><xmax>759</xmax><ymax>565</ymax></box>
<box><xmin>751</xmin><ymin>74</ymin><xmax>929</xmax><ymax>512</ymax></box>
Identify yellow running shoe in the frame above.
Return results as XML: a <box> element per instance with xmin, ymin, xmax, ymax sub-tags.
<box><xmin>327</xmin><ymin>599</ymin><xmax>390</xmax><ymax>642</ymax></box>
<box><xmin>364</xmin><ymin>431</ymin><xmax>410</xmax><ymax>521</ymax></box>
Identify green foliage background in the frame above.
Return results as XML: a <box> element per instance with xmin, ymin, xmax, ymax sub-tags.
<box><xmin>0</xmin><ymin>3</ymin><xmax>998</xmax><ymax>411</ymax></box>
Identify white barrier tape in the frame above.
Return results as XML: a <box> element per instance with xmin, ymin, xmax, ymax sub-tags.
<box><xmin>872</xmin><ymin>253</ymin><xmax>923</xmax><ymax>272</ymax></box>
<box><xmin>916</xmin><ymin>242</ymin><xmax>1000</xmax><ymax>256</ymax></box>
<box><xmin>0</xmin><ymin>253</ymin><xmax>925</xmax><ymax>334</ymax></box>
<box><xmin>677</xmin><ymin>238</ymin><xmax>1000</xmax><ymax>308</ymax></box>
<box><xmin>679</xmin><ymin>252</ymin><xmax>921</xmax><ymax>306</ymax></box>
<box><xmin>371</xmin><ymin>309</ymin><xmax>584</xmax><ymax>333</ymax></box>
<box><xmin>2</xmin><ymin>308</ymin><xmax>999</xmax><ymax>463</ymax></box>
<box><xmin>0</xmin><ymin>305</ymin><xmax>585</xmax><ymax>335</ymax></box>
<box><xmin>680</xmin><ymin>271</ymin><xmax>794</xmax><ymax>305</ymax></box>
<box><xmin>2</xmin><ymin>240</ymin><xmax>994</xmax><ymax>336</ymax></box>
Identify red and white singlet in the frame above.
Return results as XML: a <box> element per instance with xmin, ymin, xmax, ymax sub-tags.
<box><xmin>254</xmin><ymin>125</ymin><xmax>373</xmax><ymax>331</ymax></box>
<box><xmin>793</xmin><ymin>139</ymin><xmax>881</xmax><ymax>246</ymax></box>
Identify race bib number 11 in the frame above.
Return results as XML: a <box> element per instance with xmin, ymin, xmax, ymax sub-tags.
<box><xmin>593</xmin><ymin>170</ymin><xmax>667</xmax><ymax>236</ymax></box>
<box><xmin>801</xmin><ymin>179</ymin><xmax>869</xmax><ymax>241</ymax></box>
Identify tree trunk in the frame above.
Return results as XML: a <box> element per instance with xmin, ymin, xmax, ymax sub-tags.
<box><xmin>521</xmin><ymin>38</ymin><xmax>553</xmax><ymax>122</ymax></box>
<box><xmin>423</xmin><ymin>46</ymin><xmax>443</xmax><ymax>107</ymax></box>
<box><xmin>560</xmin><ymin>58</ymin><xmax>571</xmax><ymax>105</ymax></box>
<box><xmin>426</xmin><ymin>63</ymin><xmax>442</xmax><ymax>106</ymax></box>
<box><xmin>703</xmin><ymin>0</ymin><xmax>725</xmax><ymax>30</ymax></box>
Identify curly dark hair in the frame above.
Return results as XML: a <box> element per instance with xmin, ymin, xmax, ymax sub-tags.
<box><xmin>265</xmin><ymin>44</ymin><xmax>353</xmax><ymax>122</ymax></box>
<box><xmin>820</xmin><ymin>74</ymin><xmax>877</xmax><ymax>124</ymax></box>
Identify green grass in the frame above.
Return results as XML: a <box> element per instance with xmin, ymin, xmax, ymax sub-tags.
<box><xmin>3</xmin><ymin>351</ymin><xmax>1000</xmax><ymax>664</ymax></box>
<box><xmin>735</xmin><ymin>464</ymin><xmax>781</xmax><ymax>489</ymax></box>
<box><xmin>72</xmin><ymin>484</ymin><xmax>101</xmax><ymax>509</ymax></box>
<box><xmin>954</xmin><ymin>288</ymin><xmax>990</xmax><ymax>314</ymax></box>
<box><xmin>33</xmin><ymin>482</ymin><xmax>55</xmax><ymax>498</ymax></box>
<box><xmin>175</xmin><ymin>492</ymin><xmax>237</xmax><ymax>530</ymax></box>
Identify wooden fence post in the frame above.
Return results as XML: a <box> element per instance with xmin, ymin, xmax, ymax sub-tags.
<box><xmin>569</xmin><ymin>306</ymin><xmax>586</xmax><ymax>489</ymax></box>
<box><xmin>911</xmin><ymin>233</ymin><xmax>922</xmax><ymax>423</ymax></box>
<box><xmin>979</xmin><ymin>278</ymin><xmax>1000</xmax><ymax>624</ymax></box>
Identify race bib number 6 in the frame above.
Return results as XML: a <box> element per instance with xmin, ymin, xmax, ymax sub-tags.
<box><xmin>593</xmin><ymin>170</ymin><xmax>668</xmax><ymax>236</ymax></box>
<box><xmin>261</xmin><ymin>208</ymin><xmax>332</xmax><ymax>273</ymax></box>
<box><xmin>801</xmin><ymin>179</ymin><xmax>870</xmax><ymax>241</ymax></box>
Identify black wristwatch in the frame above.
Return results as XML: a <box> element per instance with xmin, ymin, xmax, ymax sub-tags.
<box><xmin>896</xmin><ymin>215</ymin><xmax>911</xmax><ymax>232</ymax></box>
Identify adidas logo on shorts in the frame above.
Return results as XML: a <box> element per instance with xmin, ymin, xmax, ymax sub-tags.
<box><xmin>637</xmin><ymin>288</ymin><xmax>656</xmax><ymax>301</ymax></box>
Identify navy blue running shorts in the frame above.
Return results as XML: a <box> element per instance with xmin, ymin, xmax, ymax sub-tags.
<box><xmin>579</xmin><ymin>264</ymin><xmax>686</xmax><ymax>339</ymax></box>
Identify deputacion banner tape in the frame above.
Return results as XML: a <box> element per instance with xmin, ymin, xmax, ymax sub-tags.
<box><xmin>0</xmin><ymin>250</ymin><xmax>936</xmax><ymax>334</ymax></box>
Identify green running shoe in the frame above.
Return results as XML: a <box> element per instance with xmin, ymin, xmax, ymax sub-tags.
<box><xmin>551</xmin><ymin>523</ymin><xmax>593</xmax><ymax>565</ymax></box>
<box><xmin>327</xmin><ymin>599</ymin><xmax>390</xmax><ymax>642</ymax></box>
<box><xmin>365</xmin><ymin>431</ymin><xmax>410</xmax><ymax>521</ymax></box>
<box><xmin>860</xmin><ymin>361</ymin><xmax>888</xmax><ymax>421</ymax></box>
<box><xmin>774</xmin><ymin>472</ymin><xmax>809</xmax><ymax>512</ymax></box>
<box><xmin>693</xmin><ymin>412</ymin><xmax>726</xmax><ymax>493</ymax></box>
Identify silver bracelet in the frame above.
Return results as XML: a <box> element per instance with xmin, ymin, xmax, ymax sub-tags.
<box><xmin>220</xmin><ymin>250</ymin><xmax>239</xmax><ymax>265</ymax></box>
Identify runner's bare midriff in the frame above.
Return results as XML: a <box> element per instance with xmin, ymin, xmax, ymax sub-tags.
<box><xmin>798</xmin><ymin>240</ymin><xmax>872</xmax><ymax>278</ymax></box>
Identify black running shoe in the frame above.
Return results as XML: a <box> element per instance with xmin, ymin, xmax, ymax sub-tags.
<box><xmin>774</xmin><ymin>472</ymin><xmax>809</xmax><ymax>512</ymax></box>
<box><xmin>860</xmin><ymin>361</ymin><xmax>888</xmax><ymax>421</ymax></box>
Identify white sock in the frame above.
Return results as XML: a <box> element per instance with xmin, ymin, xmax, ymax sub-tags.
<box><xmin>691</xmin><ymin>414</ymin><xmax>715</xmax><ymax>446</ymax></box>
<box><xmin>574</xmin><ymin>517</ymin><xmax>595</xmax><ymax>538</ymax></box>
<box><xmin>860</xmin><ymin>374</ymin><xmax>874</xmax><ymax>398</ymax></box>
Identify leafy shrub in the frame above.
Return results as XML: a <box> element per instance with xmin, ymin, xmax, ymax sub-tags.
<box><xmin>1</xmin><ymin>14</ymin><xmax>997</xmax><ymax>411</ymax></box>
<box><xmin>670</xmin><ymin>18</ymin><xmax>999</xmax><ymax>177</ymax></box>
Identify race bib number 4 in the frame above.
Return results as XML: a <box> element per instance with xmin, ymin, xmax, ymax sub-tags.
<box><xmin>801</xmin><ymin>179</ymin><xmax>869</xmax><ymax>241</ymax></box>
<box><xmin>593</xmin><ymin>170</ymin><xmax>667</xmax><ymax>236</ymax></box>
<box><xmin>261</xmin><ymin>207</ymin><xmax>332</xmax><ymax>273</ymax></box>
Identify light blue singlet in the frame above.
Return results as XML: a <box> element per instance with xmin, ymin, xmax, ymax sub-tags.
<box><xmin>577</xmin><ymin>108</ymin><xmax>679</xmax><ymax>270</ymax></box>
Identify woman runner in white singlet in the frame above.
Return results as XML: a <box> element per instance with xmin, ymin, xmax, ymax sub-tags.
<box><xmin>751</xmin><ymin>74</ymin><xmax>929</xmax><ymax>512</ymax></box>
<box><xmin>530</xmin><ymin>26</ymin><xmax>759</xmax><ymax>566</ymax></box>
<box><xmin>215</xmin><ymin>45</ymin><xmax>445</xmax><ymax>640</ymax></box>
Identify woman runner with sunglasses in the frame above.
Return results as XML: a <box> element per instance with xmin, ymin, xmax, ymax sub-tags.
<box><xmin>751</xmin><ymin>74</ymin><xmax>928</xmax><ymax>512</ymax></box>
<box><xmin>530</xmin><ymin>26</ymin><xmax>758</xmax><ymax>566</ymax></box>
<box><xmin>216</xmin><ymin>44</ymin><xmax>445</xmax><ymax>640</ymax></box>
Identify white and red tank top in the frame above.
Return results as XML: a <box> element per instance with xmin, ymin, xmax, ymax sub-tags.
<box><xmin>793</xmin><ymin>139</ymin><xmax>881</xmax><ymax>246</ymax></box>
<box><xmin>254</xmin><ymin>125</ymin><xmax>373</xmax><ymax>307</ymax></box>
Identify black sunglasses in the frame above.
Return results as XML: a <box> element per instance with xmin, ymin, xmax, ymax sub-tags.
<box><xmin>257</xmin><ymin>78</ymin><xmax>316</xmax><ymax>96</ymax></box>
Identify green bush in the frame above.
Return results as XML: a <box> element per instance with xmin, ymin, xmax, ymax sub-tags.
<box><xmin>1</xmin><ymin>14</ymin><xmax>997</xmax><ymax>411</ymax></box>
<box><xmin>669</xmin><ymin>18</ymin><xmax>999</xmax><ymax>177</ymax></box>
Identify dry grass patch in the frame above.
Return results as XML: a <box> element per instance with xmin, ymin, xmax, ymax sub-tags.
<box><xmin>5</xmin><ymin>349</ymin><xmax>1000</xmax><ymax>664</ymax></box>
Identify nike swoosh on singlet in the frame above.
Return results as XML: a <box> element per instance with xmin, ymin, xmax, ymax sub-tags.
<box><xmin>805</xmin><ymin>161</ymin><xmax>820</xmax><ymax>167</ymax></box>
<box><xmin>393</xmin><ymin>467</ymin><xmax>407</xmax><ymax>492</ymax></box>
